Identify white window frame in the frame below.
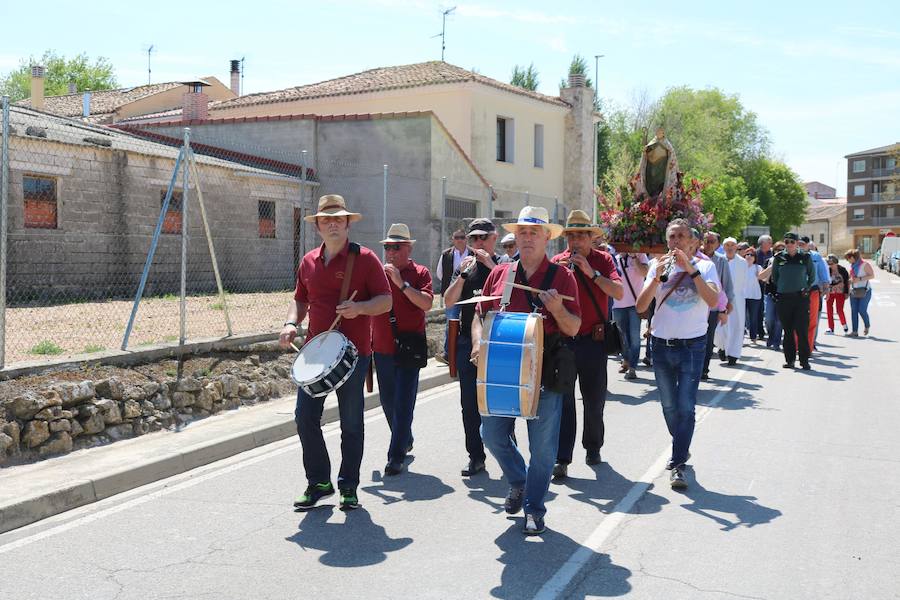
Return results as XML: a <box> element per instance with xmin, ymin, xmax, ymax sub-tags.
<box><xmin>853</xmin><ymin>159</ymin><xmax>866</xmax><ymax>173</ymax></box>
<box><xmin>854</xmin><ymin>184</ymin><xmax>866</xmax><ymax>197</ymax></box>
<box><xmin>853</xmin><ymin>208</ymin><xmax>865</xmax><ymax>220</ymax></box>
<box><xmin>533</xmin><ymin>124</ymin><xmax>544</xmax><ymax>168</ymax></box>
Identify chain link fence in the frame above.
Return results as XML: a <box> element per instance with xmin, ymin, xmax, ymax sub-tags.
<box><xmin>0</xmin><ymin>100</ymin><xmax>574</xmax><ymax>369</ymax></box>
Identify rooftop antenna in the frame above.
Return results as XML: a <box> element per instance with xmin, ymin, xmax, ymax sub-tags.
<box><xmin>240</xmin><ymin>56</ymin><xmax>245</xmax><ymax>94</ymax></box>
<box><xmin>146</xmin><ymin>44</ymin><xmax>154</xmax><ymax>85</ymax></box>
<box><xmin>432</xmin><ymin>6</ymin><xmax>456</xmax><ymax>62</ymax></box>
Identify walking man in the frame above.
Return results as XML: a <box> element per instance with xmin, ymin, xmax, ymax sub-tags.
<box><xmin>699</xmin><ymin>231</ymin><xmax>734</xmax><ymax>379</ymax></box>
<box><xmin>280</xmin><ymin>195</ymin><xmax>393</xmax><ymax>511</ymax></box>
<box><xmin>372</xmin><ymin>224</ymin><xmax>434</xmax><ymax>476</ymax></box>
<box><xmin>435</xmin><ymin>230</ymin><xmax>471</xmax><ymax>365</ymax></box>
<box><xmin>550</xmin><ymin>210</ymin><xmax>622</xmax><ymax>481</ymax></box>
<box><xmin>772</xmin><ymin>232</ymin><xmax>816</xmax><ymax>370</ymax></box>
<box><xmin>636</xmin><ymin>219</ymin><xmax>721</xmax><ymax>489</ymax></box>
<box><xmin>714</xmin><ymin>238</ymin><xmax>747</xmax><ymax>366</ymax></box>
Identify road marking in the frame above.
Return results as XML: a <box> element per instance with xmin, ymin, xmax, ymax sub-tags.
<box><xmin>534</xmin><ymin>352</ymin><xmax>760</xmax><ymax>600</ymax></box>
<box><xmin>0</xmin><ymin>385</ymin><xmax>452</xmax><ymax>554</ymax></box>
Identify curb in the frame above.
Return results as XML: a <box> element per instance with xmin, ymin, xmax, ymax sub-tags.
<box><xmin>0</xmin><ymin>368</ymin><xmax>455</xmax><ymax>535</ymax></box>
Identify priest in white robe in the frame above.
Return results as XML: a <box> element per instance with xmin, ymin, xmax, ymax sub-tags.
<box><xmin>714</xmin><ymin>238</ymin><xmax>747</xmax><ymax>364</ymax></box>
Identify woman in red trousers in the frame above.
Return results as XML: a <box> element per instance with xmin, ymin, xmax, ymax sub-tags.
<box><xmin>825</xmin><ymin>254</ymin><xmax>849</xmax><ymax>335</ymax></box>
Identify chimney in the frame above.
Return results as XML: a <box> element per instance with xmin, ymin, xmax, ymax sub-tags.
<box><xmin>568</xmin><ymin>72</ymin><xmax>586</xmax><ymax>88</ymax></box>
<box><xmin>83</xmin><ymin>92</ymin><xmax>91</xmax><ymax>118</ymax></box>
<box><xmin>560</xmin><ymin>74</ymin><xmax>596</xmax><ymax>214</ymax></box>
<box><xmin>67</xmin><ymin>82</ymin><xmax>77</xmax><ymax>95</ymax></box>
<box><xmin>30</xmin><ymin>65</ymin><xmax>45</xmax><ymax>110</ymax></box>
<box><xmin>182</xmin><ymin>82</ymin><xmax>209</xmax><ymax>121</ymax></box>
<box><xmin>230</xmin><ymin>59</ymin><xmax>241</xmax><ymax>96</ymax></box>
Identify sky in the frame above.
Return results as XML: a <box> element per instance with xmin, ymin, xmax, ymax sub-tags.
<box><xmin>2</xmin><ymin>0</ymin><xmax>899</xmax><ymax>194</ymax></box>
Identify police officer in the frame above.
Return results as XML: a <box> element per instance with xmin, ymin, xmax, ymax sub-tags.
<box><xmin>771</xmin><ymin>232</ymin><xmax>817</xmax><ymax>370</ymax></box>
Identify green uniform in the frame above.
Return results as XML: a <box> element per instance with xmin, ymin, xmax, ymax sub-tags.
<box><xmin>771</xmin><ymin>250</ymin><xmax>816</xmax><ymax>293</ymax></box>
<box><xmin>771</xmin><ymin>249</ymin><xmax>815</xmax><ymax>367</ymax></box>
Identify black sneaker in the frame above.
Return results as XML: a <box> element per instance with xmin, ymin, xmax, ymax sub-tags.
<box><xmin>551</xmin><ymin>463</ymin><xmax>568</xmax><ymax>482</ymax></box>
<box><xmin>293</xmin><ymin>482</ymin><xmax>334</xmax><ymax>510</ymax></box>
<box><xmin>642</xmin><ymin>357</ymin><xmax>652</xmax><ymax>367</ymax></box>
<box><xmin>523</xmin><ymin>514</ymin><xmax>545</xmax><ymax>535</ymax></box>
<box><xmin>504</xmin><ymin>486</ymin><xmax>524</xmax><ymax>514</ymax></box>
<box><xmin>718</xmin><ymin>349</ymin><xmax>726</xmax><ymax>361</ymax></box>
<box><xmin>700</xmin><ymin>371</ymin><xmax>710</xmax><ymax>381</ymax></box>
<box><xmin>461</xmin><ymin>459</ymin><xmax>485</xmax><ymax>476</ymax></box>
<box><xmin>339</xmin><ymin>487</ymin><xmax>360</xmax><ymax>510</ymax></box>
<box><xmin>670</xmin><ymin>466</ymin><xmax>687</xmax><ymax>489</ymax></box>
<box><xmin>727</xmin><ymin>357</ymin><xmax>737</xmax><ymax>366</ymax></box>
<box><xmin>782</xmin><ymin>362</ymin><xmax>795</xmax><ymax>369</ymax></box>
<box><xmin>383</xmin><ymin>462</ymin><xmax>403</xmax><ymax>476</ymax></box>
<box><xmin>586</xmin><ymin>450</ymin><xmax>602</xmax><ymax>466</ymax></box>
<box><xmin>800</xmin><ymin>362</ymin><xmax>812</xmax><ymax>371</ymax></box>
<box><xmin>665</xmin><ymin>452</ymin><xmax>691</xmax><ymax>471</ymax></box>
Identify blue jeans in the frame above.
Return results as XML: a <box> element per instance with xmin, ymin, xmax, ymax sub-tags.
<box><xmin>558</xmin><ymin>335</ymin><xmax>607</xmax><ymax>463</ymax></box>
<box><xmin>374</xmin><ymin>352</ymin><xmax>420</xmax><ymax>464</ymax></box>
<box><xmin>295</xmin><ymin>353</ymin><xmax>371</xmax><ymax>490</ymax></box>
<box><xmin>481</xmin><ymin>389</ymin><xmax>562</xmax><ymax>519</ymax></box>
<box><xmin>745</xmin><ymin>298</ymin><xmax>762</xmax><ymax>340</ymax></box>
<box><xmin>443</xmin><ymin>305</ymin><xmax>461</xmax><ymax>355</ymax></box>
<box><xmin>765</xmin><ymin>295</ymin><xmax>782</xmax><ymax>348</ymax></box>
<box><xmin>613</xmin><ymin>306</ymin><xmax>641</xmax><ymax>368</ymax></box>
<box><xmin>651</xmin><ymin>336</ymin><xmax>705</xmax><ymax>468</ymax></box>
<box><xmin>849</xmin><ymin>288</ymin><xmax>872</xmax><ymax>332</ymax></box>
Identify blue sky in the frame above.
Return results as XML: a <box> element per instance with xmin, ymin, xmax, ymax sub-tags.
<box><xmin>2</xmin><ymin>0</ymin><xmax>899</xmax><ymax>193</ymax></box>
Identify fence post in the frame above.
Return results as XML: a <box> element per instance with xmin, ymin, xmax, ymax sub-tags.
<box><xmin>300</xmin><ymin>150</ymin><xmax>308</xmax><ymax>256</ymax></box>
<box><xmin>180</xmin><ymin>128</ymin><xmax>190</xmax><ymax>347</ymax></box>
<box><xmin>440</xmin><ymin>176</ymin><xmax>447</xmax><ymax>309</ymax></box>
<box><xmin>383</xmin><ymin>164</ymin><xmax>388</xmax><ymax>238</ymax></box>
<box><xmin>0</xmin><ymin>96</ymin><xmax>9</xmax><ymax>369</ymax></box>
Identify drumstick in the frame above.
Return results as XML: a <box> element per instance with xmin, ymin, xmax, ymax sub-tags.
<box><xmin>291</xmin><ymin>342</ymin><xmax>302</xmax><ymax>353</ymax></box>
<box><xmin>504</xmin><ymin>281</ymin><xmax>576</xmax><ymax>302</ymax></box>
<box><xmin>329</xmin><ymin>290</ymin><xmax>359</xmax><ymax>331</ymax></box>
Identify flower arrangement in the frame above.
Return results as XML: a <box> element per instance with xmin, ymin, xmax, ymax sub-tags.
<box><xmin>598</xmin><ymin>171</ymin><xmax>713</xmax><ymax>253</ymax></box>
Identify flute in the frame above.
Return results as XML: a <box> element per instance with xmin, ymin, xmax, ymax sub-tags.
<box><xmin>658</xmin><ymin>250</ymin><xmax>676</xmax><ymax>283</ymax></box>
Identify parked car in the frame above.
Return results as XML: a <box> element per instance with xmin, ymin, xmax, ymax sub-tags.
<box><xmin>890</xmin><ymin>250</ymin><xmax>900</xmax><ymax>275</ymax></box>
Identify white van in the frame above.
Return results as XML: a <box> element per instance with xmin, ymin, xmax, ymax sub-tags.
<box><xmin>877</xmin><ymin>235</ymin><xmax>900</xmax><ymax>269</ymax></box>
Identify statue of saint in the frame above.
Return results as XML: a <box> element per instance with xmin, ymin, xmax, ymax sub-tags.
<box><xmin>635</xmin><ymin>128</ymin><xmax>679</xmax><ymax>201</ymax></box>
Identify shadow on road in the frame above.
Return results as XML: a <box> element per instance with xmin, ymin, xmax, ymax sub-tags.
<box><xmin>285</xmin><ymin>507</ymin><xmax>412</xmax><ymax>567</ymax></box>
<box><xmin>557</xmin><ymin>463</ymin><xmax>668</xmax><ymax>515</ymax></box>
<box><xmin>361</xmin><ymin>463</ymin><xmax>455</xmax><ymax>505</ymax></box>
<box><xmin>677</xmin><ymin>474</ymin><xmax>782</xmax><ymax>532</ymax></box>
<box><xmin>491</xmin><ymin>521</ymin><xmax>632</xmax><ymax>598</ymax></box>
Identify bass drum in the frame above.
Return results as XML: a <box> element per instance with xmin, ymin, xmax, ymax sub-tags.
<box><xmin>475</xmin><ymin>311</ymin><xmax>544</xmax><ymax>418</ymax></box>
<box><xmin>291</xmin><ymin>330</ymin><xmax>359</xmax><ymax>398</ymax></box>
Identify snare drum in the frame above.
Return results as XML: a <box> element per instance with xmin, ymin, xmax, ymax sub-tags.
<box><xmin>291</xmin><ymin>330</ymin><xmax>359</xmax><ymax>398</ymax></box>
<box><xmin>476</xmin><ymin>311</ymin><xmax>544</xmax><ymax>418</ymax></box>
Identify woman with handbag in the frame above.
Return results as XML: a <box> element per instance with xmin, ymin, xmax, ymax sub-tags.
<box><xmin>844</xmin><ymin>248</ymin><xmax>874</xmax><ymax>337</ymax></box>
<box><xmin>825</xmin><ymin>254</ymin><xmax>849</xmax><ymax>335</ymax></box>
<box><xmin>613</xmin><ymin>252</ymin><xmax>650</xmax><ymax>379</ymax></box>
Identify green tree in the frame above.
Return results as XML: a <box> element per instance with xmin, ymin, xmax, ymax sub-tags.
<box><xmin>559</xmin><ymin>54</ymin><xmax>594</xmax><ymax>90</ymax></box>
<box><xmin>0</xmin><ymin>50</ymin><xmax>117</xmax><ymax>102</ymax></box>
<box><xmin>510</xmin><ymin>63</ymin><xmax>539</xmax><ymax>91</ymax></box>
<box><xmin>744</xmin><ymin>158</ymin><xmax>808</xmax><ymax>239</ymax></box>
<box><xmin>700</xmin><ymin>175</ymin><xmax>763</xmax><ymax>239</ymax></box>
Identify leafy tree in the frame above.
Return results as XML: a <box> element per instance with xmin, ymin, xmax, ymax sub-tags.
<box><xmin>744</xmin><ymin>158</ymin><xmax>807</xmax><ymax>239</ymax></box>
<box><xmin>700</xmin><ymin>175</ymin><xmax>763</xmax><ymax>239</ymax></box>
<box><xmin>510</xmin><ymin>63</ymin><xmax>539</xmax><ymax>91</ymax></box>
<box><xmin>0</xmin><ymin>50</ymin><xmax>117</xmax><ymax>102</ymax></box>
<box><xmin>559</xmin><ymin>54</ymin><xmax>594</xmax><ymax>90</ymax></box>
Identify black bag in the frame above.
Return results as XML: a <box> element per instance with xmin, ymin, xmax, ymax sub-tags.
<box><xmin>541</xmin><ymin>333</ymin><xmax>577</xmax><ymax>393</ymax></box>
<box><xmin>389</xmin><ymin>310</ymin><xmax>428</xmax><ymax>369</ymax></box>
<box><xmin>573</xmin><ymin>267</ymin><xmax>621</xmax><ymax>356</ymax></box>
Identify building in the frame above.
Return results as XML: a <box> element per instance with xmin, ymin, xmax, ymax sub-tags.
<box><xmin>3</xmin><ymin>106</ymin><xmax>309</xmax><ymax>302</ymax></box>
<box><xmin>804</xmin><ymin>181</ymin><xmax>837</xmax><ymax>204</ymax></box>
<box><xmin>845</xmin><ymin>142</ymin><xmax>900</xmax><ymax>255</ymax></box>
<box><xmin>790</xmin><ymin>199</ymin><xmax>850</xmax><ymax>257</ymax></box>
<box><xmin>121</xmin><ymin>61</ymin><xmax>599</xmax><ymax>219</ymax></box>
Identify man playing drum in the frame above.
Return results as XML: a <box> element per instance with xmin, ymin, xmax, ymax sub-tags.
<box><xmin>279</xmin><ymin>195</ymin><xmax>392</xmax><ymax>511</ymax></box>
<box><xmin>474</xmin><ymin>206</ymin><xmax>581</xmax><ymax>535</ymax></box>
<box><xmin>443</xmin><ymin>218</ymin><xmax>500</xmax><ymax>477</ymax></box>
<box><xmin>550</xmin><ymin>210</ymin><xmax>623</xmax><ymax>481</ymax></box>
<box><xmin>372</xmin><ymin>224</ymin><xmax>434</xmax><ymax>476</ymax></box>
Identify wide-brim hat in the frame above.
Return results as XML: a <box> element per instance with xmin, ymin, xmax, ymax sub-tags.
<box><xmin>502</xmin><ymin>206</ymin><xmax>564</xmax><ymax>240</ymax></box>
<box><xmin>561</xmin><ymin>209</ymin><xmax>603</xmax><ymax>235</ymax></box>
<box><xmin>304</xmin><ymin>194</ymin><xmax>363</xmax><ymax>223</ymax></box>
<box><xmin>379</xmin><ymin>223</ymin><xmax>416</xmax><ymax>244</ymax></box>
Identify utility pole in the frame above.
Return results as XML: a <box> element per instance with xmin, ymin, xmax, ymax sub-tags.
<box><xmin>147</xmin><ymin>45</ymin><xmax>154</xmax><ymax>85</ymax></box>
<box><xmin>433</xmin><ymin>6</ymin><xmax>457</xmax><ymax>61</ymax></box>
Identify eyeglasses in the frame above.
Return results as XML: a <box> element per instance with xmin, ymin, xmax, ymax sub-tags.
<box><xmin>453</xmin><ymin>236</ymin><xmax>466</xmax><ymax>240</ymax></box>
<box><xmin>783</xmin><ymin>239</ymin><xmax>797</xmax><ymax>245</ymax></box>
<box><xmin>502</xmin><ymin>244</ymin><xmax>515</xmax><ymax>249</ymax></box>
<box><xmin>469</xmin><ymin>234</ymin><xmax>489</xmax><ymax>241</ymax></box>
<box><xmin>383</xmin><ymin>244</ymin><xmax>404</xmax><ymax>251</ymax></box>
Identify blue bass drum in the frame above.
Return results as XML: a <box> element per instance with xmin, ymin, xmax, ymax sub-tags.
<box><xmin>476</xmin><ymin>311</ymin><xmax>544</xmax><ymax>418</ymax></box>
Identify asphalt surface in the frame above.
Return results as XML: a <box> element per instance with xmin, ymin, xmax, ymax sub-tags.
<box><xmin>1</xmin><ymin>274</ymin><xmax>898</xmax><ymax>600</ymax></box>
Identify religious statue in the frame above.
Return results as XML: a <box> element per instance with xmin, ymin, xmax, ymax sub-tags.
<box><xmin>634</xmin><ymin>128</ymin><xmax>679</xmax><ymax>201</ymax></box>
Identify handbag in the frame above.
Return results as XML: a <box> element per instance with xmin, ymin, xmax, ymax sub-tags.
<box><xmin>850</xmin><ymin>286</ymin><xmax>868</xmax><ymax>299</ymax></box>
<box><xmin>541</xmin><ymin>332</ymin><xmax>577</xmax><ymax>393</ymax></box>
<box><xmin>622</xmin><ymin>267</ymin><xmax>652</xmax><ymax>320</ymax></box>
<box><xmin>573</xmin><ymin>267</ymin><xmax>621</xmax><ymax>355</ymax></box>
<box><xmin>388</xmin><ymin>309</ymin><xmax>428</xmax><ymax>369</ymax></box>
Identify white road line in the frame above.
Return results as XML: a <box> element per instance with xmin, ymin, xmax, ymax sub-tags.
<box><xmin>0</xmin><ymin>385</ymin><xmax>451</xmax><ymax>554</ymax></box>
<box><xmin>534</xmin><ymin>351</ymin><xmax>760</xmax><ymax>600</ymax></box>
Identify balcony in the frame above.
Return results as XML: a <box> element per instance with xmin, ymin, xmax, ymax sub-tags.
<box><xmin>872</xmin><ymin>167</ymin><xmax>899</xmax><ymax>178</ymax></box>
<box><xmin>872</xmin><ymin>192</ymin><xmax>898</xmax><ymax>202</ymax></box>
<box><xmin>872</xmin><ymin>215</ymin><xmax>900</xmax><ymax>227</ymax></box>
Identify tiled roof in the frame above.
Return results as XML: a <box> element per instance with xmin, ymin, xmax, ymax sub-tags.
<box><xmin>845</xmin><ymin>142</ymin><xmax>900</xmax><ymax>158</ymax></box>
<box><xmin>15</xmin><ymin>82</ymin><xmax>185</xmax><ymax>119</ymax></box>
<box><xmin>806</xmin><ymin>200</ymin><xmax>846</xmax><ymax>221</ymax></box>
<box><xmin>213</xmin><ymin>61</ymin><xmax>570</xmax><ymax>110</ymax></box>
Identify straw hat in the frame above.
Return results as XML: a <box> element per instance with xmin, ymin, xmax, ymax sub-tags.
<box><xmin>561</xmin><ymin>209</ymin><xmax>603</xmax><ymax>235</ymax></box>
<box><xmin>379</xmin><ymin>223</ymin><xmax>416</xmax><ymax>244</ymax></box>
<box><xmin>304</xmin><ymin>194</ymin><xmax>362</xmax><ymax>223</ymax></box>
<box><xmin>502</xmin><ymin>206</ymin><xmax>564</xmax><ymax>240</ymax></box>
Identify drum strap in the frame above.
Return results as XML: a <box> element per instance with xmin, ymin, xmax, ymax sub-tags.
<box><xmin>339</xmin><ymin>243</ymin><xmax>360</xmax><ymax>303</ymax></box>
<box><xmin>500</xmin><ymin>261</ymin><xmax>518</xmax><ymax>308</ymax></box>
<box><xmin>516</xmin><ymin>261</ymin><xmax>559</xmax><ymax>311</ymax></box>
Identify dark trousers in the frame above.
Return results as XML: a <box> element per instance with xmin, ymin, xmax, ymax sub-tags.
<box><xmin>702</xmin><ymin>310</ymin><xmax>718</xmax><ymax>375</ymax></box>
<box><xmin>455</xmin><ymin>336</ymin><xmax>486</xmax><ymax>463</ymax></box>
<box><xmin>374</xmin><ymin>352</ymin><xmax>420</xmax><ymax>464</ymax></box>
<box><xmin>776</xmin><ymin>293</ymin><xmax>810</xmax><ymax>365</ymax></box>
<box><xmin>558</xmin><ymin>335</ymin><xmax>608</xmax><ymax>464</ymax></box>
<box><xmin>294</xmin><ymin>354</ymin><xmax>371</xmax><ymax>490</ymax></box>
<box><xmin>746</xmin><ymin>298</ymin><xmax>763</xmax><ymax>340</ymax></box>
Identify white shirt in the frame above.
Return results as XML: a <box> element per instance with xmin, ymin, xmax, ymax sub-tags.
<box><xmin>613</xmin><ymin>253</ymin><xmax>649</xmax><ymax>309</ymax></box>
<box><xmin>744</xmin><ymin>264</ymin><xmax>763</xmax><ymax>299</ymax></box>
<box><xmin>435</xmin><ymin>247</ymin><xmax>470</xmax><ymax>284</ymax></box>
<box><xmin>645</xmin><ymin>258</ymin><xmax>720</xmax><ymax>340</ymax></box>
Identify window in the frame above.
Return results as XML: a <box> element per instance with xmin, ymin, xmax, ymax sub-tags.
<box><xmin>853</xmin><ymin>159</ymin><xmax>866</xmax><ymax>173</ymax></box>
<box><xmin>854</xmin><ymin>184</ymin><xmax>865</xmax><ymax>197</ymax></box>
<box><xmin>161</xmin><ymin>190</ymin><xmax>183</xmax><ymax>234</ymax></box>
<box><xmin>888</xmin><ymin>158</ymin><xmax>896</xmax><ymax>170</ymax></box>
<box><xmin>23</xmin><ymin>175</ymin><xmax>58</xmax><ymax>229</ymax></box>
<box><xmin>258</xmin><ymin>200</ymin><xmax>276</xmax><ymax>238</ymax></box>
<box><xmin>533</xmin><ymin>124</ymin><xmax>544</xmax><ymax>168</ymax></box>
<box><xmin>860</xmin><ymin>236</ymin><xmax>873</xmax><ymax>254</ymax></box>
<box><xmin>494</xmin><ymin>210</ymin><xmax>512</xmax><ymax>219</ymax></box>
<box><xmin>496</xmin><ymin>116</ymin><xmax>514</xmax><ymax>163</ymax></box>
<box><xmin>446</xmin><ymin>197</ymin><xmax>477</xmax><ymax>219</ymax></box>
<box><xmin>887</xmin><ymin>206</ymin><xmax>896</xmax><ymax>218</ymax></box>
<box><xmin>853</xmin><ymin>208</ymin><xmax>865</xmax><ymax>220</ymax></box>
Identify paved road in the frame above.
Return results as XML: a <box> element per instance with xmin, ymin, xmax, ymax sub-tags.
<box><xmin>2</xmin><ymin>276</ymin><xmax>898</xmax><ymax>599</ymax></box>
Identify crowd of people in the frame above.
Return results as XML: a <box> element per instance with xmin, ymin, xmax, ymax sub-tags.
<box><xmin>278</xmin><ymin>194</ymin><xmax>876</xmax><ymax>537</ymax></box>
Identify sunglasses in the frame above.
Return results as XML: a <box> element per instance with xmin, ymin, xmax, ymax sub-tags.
<box><xmin>383</xmin><ymin>244</ymin><xmax>404</xmax><ymax>251</ymax></box>
<box><xmin>469</xmin><ymin>234</ymin><xmax>489</xmax><ymax>241</ymax></box>
<box><xmin>453</xmin><ymin>236</ymin><xmax>466</xmax><ymax>240</ymax></box>
<box><xmin>783</xmin><ymin>239</ymin><xmax>797</xmax><ymax>244</ymax></box>
<box><xmin>502</xmin><ymin>244</ymin><xmax>515</xmax><ymax>249</ymax></box>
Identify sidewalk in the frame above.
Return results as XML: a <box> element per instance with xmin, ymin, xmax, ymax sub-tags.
<box><xmin>0</xmin><ymin>359</ymin><xmax>454</xmax><ymax>535</ymax></box>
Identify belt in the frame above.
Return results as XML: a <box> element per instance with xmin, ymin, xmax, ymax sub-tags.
<box><xmin>651</xmin><ymin>335</ymin><xmax>705</xmax><ymax>347</ymax></box>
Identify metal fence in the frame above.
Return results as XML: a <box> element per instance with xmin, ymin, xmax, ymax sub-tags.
<box><xmin>0</xmin><ymin>97</ymin><xmax>568</xmax><ymax>369</ymax></box>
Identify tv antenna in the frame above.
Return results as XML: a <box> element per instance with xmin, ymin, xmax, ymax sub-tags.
<box><xmin>431</xmin><ymin>6</ymin><xmax>456</xmax><ymax>61</ymax></box>
<box><xmin>145</xmin><ymin>44</ymin><xmax>154</xmax><ymax>85</ymax></box>
<box><xmin>240</xmin><ymin>56</ymin><xmax>245</xmax><ymax>94</ymax></box>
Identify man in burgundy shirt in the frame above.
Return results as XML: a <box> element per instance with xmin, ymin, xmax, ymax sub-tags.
<box><xmin>474</xmin><ymin>206</ymin><xmax>581</xmax><ymax>536</ymax></box>
<box><xmin>279</xmin><ymin>195</ymin><xmax>392</xmax><ymax>511</ymax></box>
<box><xmin>371</xmin><ymin>224</ymin><xmax>434</xmax><ymax>476</ymax></box>
<box><xmin>550</xmin><ymin>210</ymin><xmax>623</xmax><ymax>481</ymax></box>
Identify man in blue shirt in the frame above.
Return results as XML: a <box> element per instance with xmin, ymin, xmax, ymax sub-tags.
<box><xmin>800</xmin><ymin>237</ymin><xmax>830</xmax><ymax>352</ymax></box>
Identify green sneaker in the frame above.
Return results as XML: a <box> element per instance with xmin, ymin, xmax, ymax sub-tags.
<box><xmin>339</xmin><ymin>487</ymin><xmax>360</xmax><ymax>510</ymax></box>
<box><xmin>293</xmin><ymin>482</ymin><xmax>334</xmax><ymax>510</ymax></box>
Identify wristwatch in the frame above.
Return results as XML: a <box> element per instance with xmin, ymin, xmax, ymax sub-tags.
<box><xmin>592</xmin><ymin>270</ymin><xmax>603</xmax><ymax>283</ymax></box>
<box><xmin>689</xmin><ymin>269</ymin><xmax>702</xmax><ymax>279</ymax></box>
<box><xmin>401</xmin><ymin>281</ymin><xmax>411</xmax><ymax>291</ymax></box>
<box><xmin>283</xmin><ymin>321</ymin><xmax>298</xmax><ymax>328</ymax></box>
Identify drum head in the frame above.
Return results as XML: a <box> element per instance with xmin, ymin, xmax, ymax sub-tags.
<box><xmin>291</xmin><ymin>331</ymin><xmax>350</xmax><ymax>385</ymax></box>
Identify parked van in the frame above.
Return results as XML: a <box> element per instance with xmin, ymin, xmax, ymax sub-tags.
<box><xmin>878</xmin><ymin>236</ymin><xmax>900</xmax><ymax>269</ymax></box>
